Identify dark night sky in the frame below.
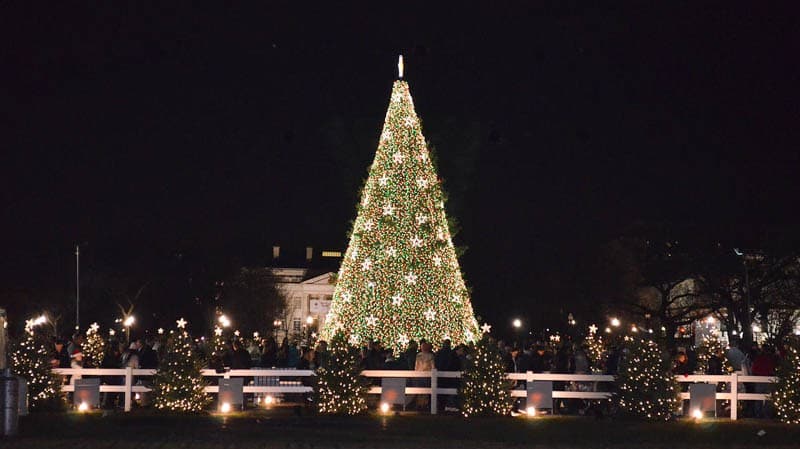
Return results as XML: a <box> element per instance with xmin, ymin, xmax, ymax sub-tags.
<box><xmin>2</xmin><ymin>3</ymin><xmax>799</xmax><ymax>330</ymax></box>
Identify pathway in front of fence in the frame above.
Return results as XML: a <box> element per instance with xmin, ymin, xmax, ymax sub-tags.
<box><xmin>6</xmin><ymin>409</ymin><xmax>800</xmax><ymax>449</ymax></box>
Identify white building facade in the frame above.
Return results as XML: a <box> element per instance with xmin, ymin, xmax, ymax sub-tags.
<box><xmin>271</xmin><ymin>267</ymin><xmax>336</xmax><ymax>339</ymax></box>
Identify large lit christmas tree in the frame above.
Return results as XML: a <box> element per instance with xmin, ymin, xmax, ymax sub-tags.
<box><xmin>152</xmin><ymin>319</ymin><xmax>210</xmax><ymax>412</ymax></box>
<box><xmin>320</xmin><ymin>56</ymin><xmax>479</xmax><ymax>351</ymax></box>
<box><xmin>615</xmin><ymin>336</ymin><xmax>679</xmax><ymax>420</ymax></box>
<box><xmin>772</xmin><ymin>342</ymin><xmax>800</xmax><ymax>424</ymax></box>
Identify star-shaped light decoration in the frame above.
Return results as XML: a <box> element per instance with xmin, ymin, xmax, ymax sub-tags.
<box><xmin>378</xmin><ymin>175</ymin><xmax>389</xmax><ymax>186</ymax></box>
<box><xmin>89</xmin><ymin>322</ymin><xmax>100</xmax><ymax>333</ymax></box>
<box><xmin>397</xmin><ymin>334</ymin><xmax>410</xmax><ymax>347</ymax></box>
<box><xmin>334</xmin><ymin>321</ymin><xmax>345</xmax><ymax>332</ymax></box>
<box><xmin>404</xmin><ymin>116</ymin><xmax>415</xmax><ymax>127</ymax></box>
<box><xmin>436</xmin><ymin>228</ymin><xmax>446</xmax><ymax>240</ymax></box>
<box><xmin>311</xmin><ymin>332</ymin><xmax>317</xmax><ymax>339</ymax></box>
<box><xmin>367</xmin><ymin>281</ymin><xmax>376</xmax><ymax>289</ymax></box>
<box><xmin>381</xmin><ymin>130</ymin><xmax>393</xmax><ymax>142</ymax></box>
<box><xmin>176</xmin><ymin>318</ymin><xmax>188</xmax><ymax>329</ymax></box>
<box><xmin>349</xmin><ymin>248</ymin><xmax>358</xmax><ymax>260</ymax></box>
<box><xmin>109</xmin><ymin>329</ymin><xmax>116</xmax><ymax>336</ymax></box>
<box><xmin>588</xmin><ymin>324</ymin><xmax>598</xmax><ymax>335</ymax></box>
<box><xmin>451</xmin><ymin>294</ymin><xmax>460</xmax><ymax>303</ymax></box>
<box><xmin>481</xmin><ymin>323</ymin><xmax>492</xmax><ymax>334</ymax></box>
<box><xmin>214</xmin><ymin>326</ymin><xmax>223</xmax><ymax>336</ymax></box>
<box><xmin>392</xmin><ymin>152</ymin><xmax>405</xmax><ymax>164</ymax></box>
<box><xmin>391</xmin><ymin>294</ymin><xmax>404</xmax><ymax>306</ymax></box>
<box><xmin>416</xmin><ymin>178</ymin><xmax>429</xmax><ymax>188</ymax></box>
<box><xmin>404</xmin><ymin>272</ymin><xmax>418</xmax><ymax>285</ymax></box>
<box><xmin>362</xmin><ymin>219</ymin><xmax>374</xmax><ymax>231</ymax></box>
<box><xmin>366</xmin><ymin>315</ymin><xmax>378</xmax><ymax>327</ymax></box>
<box><xmin>417</xmin><ymin>151</ymin><xmax>429</xmax><ymax>162</ymax></box>
<box><xmin>157</xmin><ymin>328</ymin><xmax>164</xmax><ymax>335</ymax></box>
<box><xmin>432</xmin><ymin>256</ymin><xmax>442</xmax><ymax>267</ymax></box>
<box><xmin>361</xmin><ymin>193</ymin><xmax>370</xmax><ymax>206</ymax></box>
<box><xmin>361</xmin><ymin>258</ymin><xmax>372</xmax><ymax>271</ymax></box>
<box><xmin>349</xmin><ymin>334</ymin><xmax>361</xmax><ymax>346</ymax></box>
<box><xmin>423</xmin><ymin>309</ymin><xmax>436</xmax><ymax>321</ymax></box>
<box><xmin>465</xmin><ymin>329</ymin><xmax>475</xmax><ymax>342</ymax></box>
<box><xmin>410</xmin><ymin>235</ymin><xmax>423</xmax><ymax>247</ymax></box>
<box><xmin>234</xmin><ymin>330</ymin><xmax>240</xmax><ymax>337</ymax></box>
<box><xmin>340</xmin><ymin>292</ymin><xmax>352</xmax><ymax>302</ymax></box>
<box><xmin>386</xmin><ymin>246</ymin><xmax>397</xmax><ymax>257</ymax></box>
<box><xmin>415</xmin><ymin>214</ymin><xmax>428</xmax><ymax>225</ymax></box>
<box><xmin>382</xmin><ymin>203</ymin><xmax>395</xmax><ymax>216</ymax></box>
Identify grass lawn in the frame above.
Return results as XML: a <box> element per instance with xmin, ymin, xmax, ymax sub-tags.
<box><xmin>4</xmin><ymin>407</ymin><xmax>799</xmax><ymax>448</ymax></box>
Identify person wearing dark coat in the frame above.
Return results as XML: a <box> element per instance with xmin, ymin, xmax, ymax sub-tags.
<box><xmin>230</xmin><ymin>340</ymin><xmax>252</xmax><ymax>370</ymax></box>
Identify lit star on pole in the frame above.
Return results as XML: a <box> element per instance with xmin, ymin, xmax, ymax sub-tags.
<box><xmin>366</xmin><ymin>315</ymin><xmax>378</xmax><ymax>326</ymax></box>
<box><xmin>481</xmin><ymin>323</ymin><xmax>492</xmax><ymax>334</ymax></box>
<box><xmin>214</xmin><ymin>326</ymin><xmax>223</xmax><ymax>336</ymax></box>
<box><xmin>588</xmin><ymin>324</ymin><xmax>598</xmax><ymax>335</ymax></box>
<box><xmin>234</xmin><ymin>330</ymin><xmax>240</xmax><ymax>337</ymax></box>
<box><xmin>176</xmin><ymin>318</ymin><xmax>187</xmax><ymax>329</ymax></box>
<box><xmin>89</xmin><ymin>322</ymin><xmax>100</xmax><ymax>333</ymax></box>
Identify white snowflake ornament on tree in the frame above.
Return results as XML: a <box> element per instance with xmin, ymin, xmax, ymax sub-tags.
<box><xmin>366</xmin><ymin>315</ymin><xmax>378</xmax><ymax>327</ymax></box>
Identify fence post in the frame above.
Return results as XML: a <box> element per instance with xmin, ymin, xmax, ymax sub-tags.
<box><xmin>430</xmin><ymin>369</ymin><xmax>438</xmax><ymax>415</ymax></box>
<box><xmin>730</xmin><ymin>372</ymin><xmax>738</xmax><ymax>421</ymax></box>
<box><xmin>124</xmin><ymin>367</ymin><xmax>133</xmax><ymax>412</ymax></box>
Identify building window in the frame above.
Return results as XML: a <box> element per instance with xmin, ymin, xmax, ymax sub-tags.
<box><xmin>293</xmin><ymin>318</ymin><xmax>301</xmax><ymax>332</ymax></box>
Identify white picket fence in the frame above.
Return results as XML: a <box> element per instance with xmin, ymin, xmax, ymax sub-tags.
<box><xmin>53</xmin><ymin>368</ymin><xmax>776</xmax><ymax>419</ymax></box>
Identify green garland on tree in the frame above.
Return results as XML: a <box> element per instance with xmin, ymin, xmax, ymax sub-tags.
<box><xmin>772</xmin><ymin>342</ymin><xmax>800</xmax><ymax>424</ymax></box>
<box><xmin>460</xmin><ymin>335</ymin><xmax>512</xmax><ymax>417</ymax></box>
<box><xmin>314</xmin><ymin>332</ymin><xmax>368</xmax><ymax>415</ymax></box>
<box><xmin>615</xmin><ymin>336</ymin><xmax>678</xmax><ymax>420</ymax></box>
<box><xmin>152</xmin><ymin>319</ymin><xmax>210</xmax><ymax>412</ymax></box>
<box><xmin>10</xmin><ymin>325</ymin><xmax>63</xmax><ymax>410</ymax></box>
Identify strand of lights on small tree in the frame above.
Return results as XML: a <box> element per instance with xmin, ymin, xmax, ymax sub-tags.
<box><xmin>151</xmin><ymin>318</ymin><xmax>210</xmax><ymax>412</ymax></box>
<box><xmin>773</xmin><ymin>343</ymin><xmax>800</xmax><ymax>424</ymax></box>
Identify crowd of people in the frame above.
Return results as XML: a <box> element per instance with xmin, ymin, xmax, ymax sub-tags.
<box><xmin>45</xmin><ymin>330</ymin><xmax>790</xmax><ymax>417</ymax></box>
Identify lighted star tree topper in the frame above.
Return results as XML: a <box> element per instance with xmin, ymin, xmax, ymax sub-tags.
<box><xmin>320</xmin><ymin>56</ymin><xmax>480</xmax><ymax>351</ymax></box>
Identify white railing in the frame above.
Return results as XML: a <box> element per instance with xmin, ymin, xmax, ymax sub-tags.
<box><xmin>52</xmin><ymin>368</ymin><xmax>776</xmax><ymax>419</ymax></box>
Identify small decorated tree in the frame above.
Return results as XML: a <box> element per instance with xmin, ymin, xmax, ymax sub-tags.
<box><xmin>83</xmin><ymin>322</ymin><xmax>106</xmax><ymax>368</ymax></box>
<box><xmin>10</xmin><ymin>322</ymin><xmax>63</xmax><ymax>410</ymax></box>
<box><xmin>315</xmin><ymin>332</ymin><xmax>368</xmax><ymax>415</ymax></box>
<box><xmin>772</xmin><ymin>342</ymin><xmax>800</xmax><ymax>424</ymax></box>
<box><xmin>696</xmin><ymin>334</ymin><xmax>731</xmax><ymax>374</ymax></box>
<box><xmin>615</xmin><ymin>336</ymin><xmax>678</xmax><ymax>420</ymax></box>
<box><xmin>460</xmin><ymin>335</ymin><xmax>512</xmax><ymax>417</ymax></box>
<box><xmin>152</xmin><ymin>318</ymin><xmax>209</xmax><ymax>412</ymax></box>
<box><xmin>584</xmin><ymin>327</ymin><xmax>606</xmax><ymax>371</ymax></box>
